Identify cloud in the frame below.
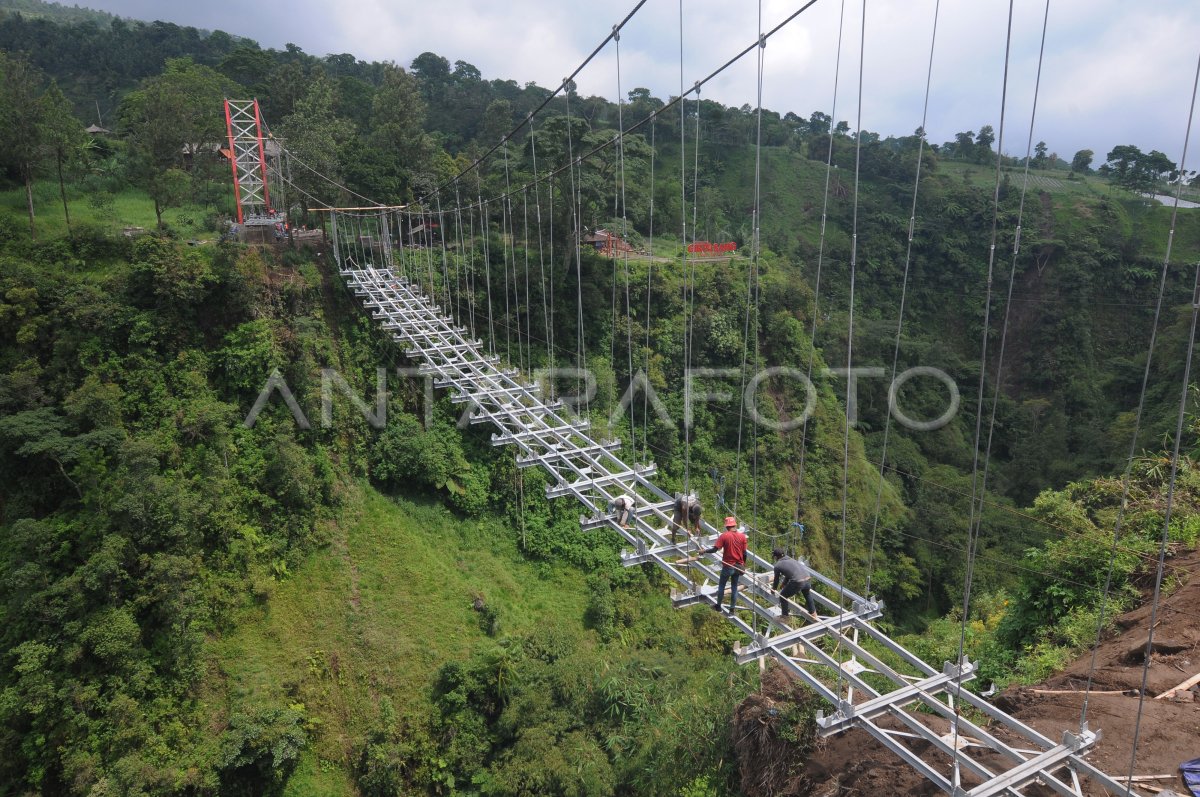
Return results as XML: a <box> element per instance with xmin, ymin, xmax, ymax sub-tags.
<box><xmin>89</xmin><ymin>0</ymin><xmax>1200</xmax><ymax>162</ymax></box>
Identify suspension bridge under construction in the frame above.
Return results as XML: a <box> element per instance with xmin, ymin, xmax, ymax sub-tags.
<box><xmin>221</xmin><ymin>0</ymin><xmax>1200</xmax><ymax>792</ymax></box>
<box><xmin>328</xmin><ymin>250</ymin><xmax>1134</xmax><ymax>797</ymax></box>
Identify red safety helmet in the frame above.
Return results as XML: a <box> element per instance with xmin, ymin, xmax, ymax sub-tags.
<box><xmin>724</xmin><ymin>516</ymin><xmax>737</xmax><ymax>529</ymax></box>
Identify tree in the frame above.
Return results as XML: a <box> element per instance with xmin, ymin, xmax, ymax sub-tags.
<box><xmin>1104</xmin><ymin>144</ymin><xmax>1141</xmax><ymax>184</ymax></box>
<box><xmin>280</xmin><ymin>71</ymin><xmax>355</xmax><ymax>213</ymax></box>
<box><xmin>807</xmin><ymin>111</ymin><xmax>831</xmax><ymax>136</ymax></box>
<box><xmin>952</xmin><ymin>130</ymin><xmax>975</xmax><ymax>160</ymax></box>
<box><xmin>366</xmin><ymin>63</ymin><xmax>434</xmax><ymax>201</ymax></box>
<box><xmin>975</xmin><ymin>125</ymin><xmax>995</xmax><ymax>162</ymax></box>
<box><xmin>453</xmin><ymin>59</ymin><xmax>482</xmax><ymax>83</ymax></box>
<box><xmin>1142</xmin><ymin>149</ymin><xmax>1176</xmax><ymax>184</ymax></box>
<box><xmin>1071</xmin><ymin>149</ymin><xmax>1093</xmax><ymax>173</ymax></box>
<box><xmin>478</xmin><ymin>98</ymin><xmax>513</xmax><ymax>147</ymax></box>
<box><xmin>1033</xmin><ymin>140</ymin><xmax>1047</xmax><ymax>168</ymax></box>
<box><xmin>1103</xmin><ymin>145</ymin><xmax>1174</xmax><ymax>194</ymax></box>
<box><xmin>0</xmin><ymin>52</ymin><xmax>46</xmax><ymax>238</ymax></box>
<box><xmin>410</xmin><ymin>51</ymin><xmax>451</xmax><ymax>109</ymax></box>
<box><xmin>217</xmin><ymin>44</ymin><xmax>273</xmax><ymax>91</ymax></box>
<box><xmin>120</xmin><ymin>58</ymin><xmax>237</xmax><ymax>226</ymax></box>
<box><xmin>38</xmin><ymin>80</ymin><xmax>84</xmax><ymax>233</ymax></box>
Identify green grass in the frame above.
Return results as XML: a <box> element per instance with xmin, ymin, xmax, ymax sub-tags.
<box><xmin>0</xmin><ymin>178</ymin><xmax>228</xmax><ymax>239</ymax></box>
<box><xmin>206</xmin><ymin>482</ymin><xmax>592</xmax><ymax>792</ymax></box>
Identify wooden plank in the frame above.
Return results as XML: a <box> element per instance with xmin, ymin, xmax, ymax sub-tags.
<box><xmin>1155</xmin><ymin>671</ymin><xmax>1200</xmax><ymax>699</ymax></box>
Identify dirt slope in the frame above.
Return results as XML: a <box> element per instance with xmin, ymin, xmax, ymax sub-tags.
<box><xmin>733</xmin><ymin>548</ymin><xmax>1200</xmax><ymax>796</ymax></box>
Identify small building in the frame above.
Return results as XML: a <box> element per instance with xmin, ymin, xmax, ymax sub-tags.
<box><xmin>583</xmin><ymin>228</ymin><xmax>633</xmax><ymax>257</ymax></box>
<box><xmin>85</xmin><ymin>124</ymin><xmax>111</xmax><ymax>136</ymax></box>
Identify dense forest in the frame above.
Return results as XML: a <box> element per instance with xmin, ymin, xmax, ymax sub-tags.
<box><xmin>2</xmin><ymin>2</ymin><xmax>1199</xmax><ymax>795</ymax></box>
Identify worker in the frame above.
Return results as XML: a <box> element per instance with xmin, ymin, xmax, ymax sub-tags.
<box><xmin>771</xmin><ymin>547</ymin><xmax>817</xmax><ymax>618</ymax></box>
<box><xmin>707</xmin><ymin>516</ymin><xmax>748</xmax><ymax>612</ymax></box>
<box><xmin>671</xmin><ymin>492</ymin><xmax>702</xmax><ymax>541</ymax></box>
<box><xmin>608</xmin><ymin>494</ymin><xmax>637</xmax><ymax>528</ymax></box>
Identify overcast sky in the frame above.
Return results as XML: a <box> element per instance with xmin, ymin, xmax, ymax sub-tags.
<box><xmin>88</xmin><ymin>0</ymin><xmax>1200</xmax><ymax>163</ymax></box>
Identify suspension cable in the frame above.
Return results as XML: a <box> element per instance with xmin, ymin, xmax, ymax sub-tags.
<box><xmin>1120</xmin><ymin>54</ymin><xmax>1200</xmax><ymax>794</ymax></box>
<box><xmin>863</xmin><ymin>0</ymin><xmax>942</xmax><ymax>597</ymax></box>
<box><xmin>500</xmin><ymin>147</ymin><xmax>514</xmax><ymax>365</ymax></box>
<box><xmin>417</xmin><ymin>0</ymin><xmax>651</xmax><ymax>203</ymax></box>
<box><xmin>615</xmin><ymin>26</ymin><xmax>636</xmax><ymax>445</ymax></box>
<box><xmin>425</xmin><ymin>0</ymin><xmax>824</xmax><ymax>219</ymax></box>
<box><xmin>1125</xmin><ymin>263</ymin><xmax>1200</xmax><ymax>793</ymax></box>
<box><xmin>834</xmin><ymin>0</ymin><xmax>868</xmax><ymax>704</ymax></box>
<box><xmin>1079</xmin><ymin>48</ymin><xmax>1200</xmax><ymax>735</ymax></box>
<box><xmin>952</xmin><ymin>0</ymin><xmax>1018</xmax><ymax>770</ymax></box>
<box><xmin>566</xmin><ymin>86</ymin><xmax>589</xmax><ymax>415</ymax></box>
<box><xmin>530</xmin><ymin>119</ymin><xmax>555</xmax><ymax>393</ymax></box>
<box><xmin>795</xmin><ymin>0</ymin><xmax>848</xmax><ymax>531</ymax></box>
<box><xmin>643</xmin><ymin>115</ymin><xmax>656</xmax><ymax>462</ymax></box>
<box><xmin>678</xmin><ymin>0</ymin><xmax>690</xmax><ymax>498</ymax></box>
<box><xmin>521</xmin><ymin>185</ymin><xmax>533</xmax><ymax>372</ymax></box>
<box><xmin>733</xmin><ymin>3</ymin><xmax>767</xmax><ymax>516</ymax></box>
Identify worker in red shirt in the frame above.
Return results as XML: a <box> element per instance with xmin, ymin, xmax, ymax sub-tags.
<box><xmin>707</xmin><ymin>516</ymin><xmax>748</xmax><ymax>612</ymax></box>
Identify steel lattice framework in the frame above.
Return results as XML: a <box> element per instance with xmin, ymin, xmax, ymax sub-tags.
<box><xmin>223</xmin><ymin>99</ymin><xmax>273</xmax><ymax>224</ymax></box>
<box><xmin>331</xmin><ymin>210</ymin><xmax>1139</xmax><ymax>797</ymax></box>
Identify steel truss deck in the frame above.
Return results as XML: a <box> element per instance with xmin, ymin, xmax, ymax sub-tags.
<box><xmin>336</xmin><ymin>260</ymin><xmax>1137</xmax><ymax>797</ymax></box>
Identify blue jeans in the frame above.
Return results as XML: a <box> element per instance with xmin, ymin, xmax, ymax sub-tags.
<box><xmin>716</xmin><ymin>564</ymin><xmax>743</xmax><ymax>610</ymax></box>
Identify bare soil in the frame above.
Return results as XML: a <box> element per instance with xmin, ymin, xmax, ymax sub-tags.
<box><xmin>732</xmin><ymin>548</ymin><xmax>1200</xmax><ymax>796</ymax></box>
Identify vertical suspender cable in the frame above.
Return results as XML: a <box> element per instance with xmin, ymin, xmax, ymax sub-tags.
<box><xmin>750</xmin><ymin>1</ymin><xmax>766</xmax><ymax>530</ymax></box>
<box><xmin>795</xmin><ymin>0</ymin><xmax>848</xmax><ymax>534</ymax></box>
<box><xmin>614</xmin><ymin>25</ymin><xmax>635</xmax><ymax>443</ymax></box>
<box><xmin>499</xmin><ymin>151</ymin><xmax>514</xmax><ymax>366</ymax></box>
<box><xmin>464</xmin><ymin>185</ymin><xmax>479</xmax><ymax>339</ymax></box>
<box><xmin>1081</xmin><ymin>47</ymin><xmax>1200</xmax><ymax>732</ymax></box>
<box><xmin>1121</xmin><ymin>52</ymin><xmax>1200</xmax><ymax>794</ymax></box>
<box><xmin>522</xmin><ymin>186</ymin><xmax>533</xmax><ymax>370</ymax></box>
<box><xmin>952</xmin><ymin>0</ymin><xmax>1018</xmax><ymax>767</ymax></box>
<box><xmin>436</xmin><ymin>194</ymin><xmax>452</xmax><ymax>308</ymax></box>
<box><xmin>864</xmin><ymin>0</ymin><xmax>941</xmax><ymax>595</ymax></box>
<box><xmin>684</xmin><ymin>90</ymin><xmax>701</xmax><ymax>499</ymax></box>
<box><xmin>425</xmin><ymin>209</ymin><xmax>439</xmax><ymax>301</ymax></box>
<box><xmin>480</xmin><ymin>191</ymin><xmax>497</xmax><ymax>357</ymax></box>
<box><xmin>733</xmin><ymin>2</ymin><xmax>767</xmax><ymax>517</ymax></box>
<box><xmin>644</xmin><ymin>116</ymin><xmax>656</xmax><ymax>462</ymax></box>
<box><xmin>531</xmin><ymin>120</ymin><xmax>555</xmax><ymax>393</ymax></box>
<box><xmin>566</xmin><ymin>86</ymin><xmax>589</xmax><ymax>414</ymax></box>
<box><xmin>679</xmin><ymin>0</ymin><xmax>691</xmax><ymax>498</ymax></box>
<box><xmin>835</xmin><ymin>0</ymin><xmax>867</xmax><ymax>703</ymax></box>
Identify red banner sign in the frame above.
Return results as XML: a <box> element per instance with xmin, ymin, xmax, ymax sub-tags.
<box><xmin>687</xmin><ymin>241</ymin><xmax>737</xmax><ymax>254</ymax></box>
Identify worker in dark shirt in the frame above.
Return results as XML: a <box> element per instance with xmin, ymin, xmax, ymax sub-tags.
<box><xmin>707</xmin><ymin>516</ymin><xmax>748</xmax><ymax>612</ymax></box>
<box><xmin>771</xmin><ymin>547</ymin><xmax>817</xmax><ymax>618</ymax></box>
<box><xmin>671</xmin><ymin>492</ymin><xmax>702</xmax><ymax>541</ymax></box>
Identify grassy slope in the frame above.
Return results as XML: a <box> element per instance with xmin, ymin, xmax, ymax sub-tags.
<box><xmin>207</xmin><ymin>483</ymin><xmax>597</xmax><ymax>795</ymax></box>
<box><xmin>0</xmin><ymin>180</ymin><xmax>224</xmax><ymax>239</ymax></box>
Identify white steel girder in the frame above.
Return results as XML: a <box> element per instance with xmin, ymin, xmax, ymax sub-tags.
<box><xmin>332</xmin><ymin>241</ymin><xmax>1141</xmax><ymax>797</ymax></box>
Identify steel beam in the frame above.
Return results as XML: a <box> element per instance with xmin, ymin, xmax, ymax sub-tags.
<box><xmin>544</xmin><ymin>464</ymin><xmax>658</xmax><ymax>499</ymax></box>
<box><xmin>337</xmin><ymin>259</ymin><xmax>1128</xmax><ymax>797</ymax></box>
